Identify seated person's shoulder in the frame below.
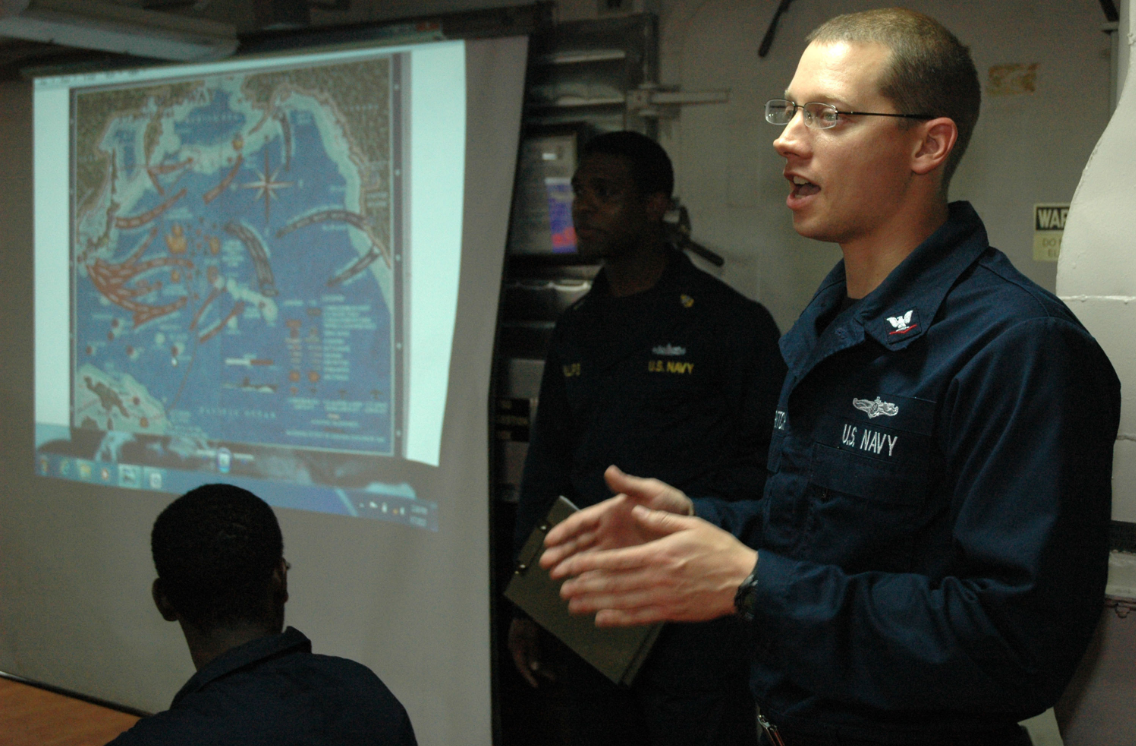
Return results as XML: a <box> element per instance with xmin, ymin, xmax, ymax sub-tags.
<box><xmin>271</xmin><ymin>651</ymin><xmax>417</xmax><ymax>742</ymax></box>
<box><xmin>306</xmin><ymin>652</ymin><xmax>405</xmax><ymax>700</ymax></box>
<box><xmin>108</xmin><ymin>653</ymin><xmax>416</xmax><ymax>746</ymax></box>
<box><xmin>318</xmin><ymin>654</ymin><xmax>418</xmax><ymax>740</ymax></box>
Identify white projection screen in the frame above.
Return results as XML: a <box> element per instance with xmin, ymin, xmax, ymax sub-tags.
<box><xmin>0</xmin><ymin>34</ymin><xmax>527</xmax><ymax>746</ymax></box>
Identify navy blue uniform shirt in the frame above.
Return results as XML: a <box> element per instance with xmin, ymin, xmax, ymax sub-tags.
<box><xmin>513</xmin><ymin>248</ymin><xmax>783</xmax><ymax>745</ymax></box>
<box><xmin>698</xmin><ymin>202</ymin><xmax>1120</xmax><ymax>743</ymax></box>
<box><xmin>109</xmin><ymin>627</ymin><xmax>417</xmax><ymax>746</ymax></box>
<box><xmin>515</xmin><ymin>248</ymin><xmax>784</xmax><ymax>549</ymax></box>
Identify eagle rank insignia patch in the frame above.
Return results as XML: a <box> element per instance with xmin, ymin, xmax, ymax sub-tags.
<box><xmin>887</xmin><ymin>310</ymin><xmax>918</xmax><ymax>335</ymax></box>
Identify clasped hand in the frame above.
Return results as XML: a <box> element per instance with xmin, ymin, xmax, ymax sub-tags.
<box><xmin>539</xmin><ymin>466</ymin><xmax>758</xmax><ymax>627</ymax></box>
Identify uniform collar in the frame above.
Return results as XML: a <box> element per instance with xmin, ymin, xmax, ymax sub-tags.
<box><xmin>585</xmin><ymin>247</ymin><xmax>692</xmax><ymax>306</ymax></box>
<box><xmin>781</xmin><ymin>202</ymin><xmax>989</xmax><ymax>377</ymax></box>
<box><xmin>171</xmin><ymin>626</ymin><xmax>311</xmax><ymax>707</ymax></box>
<box><xmin>570</xmin><ymin>248</ymin><xmax>701</xmax><ymax>372</ymax></box>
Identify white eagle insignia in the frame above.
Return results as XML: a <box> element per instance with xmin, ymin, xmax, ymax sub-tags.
<box><xmin>886</xmin><ymin>309</ymin><xmax>917</xmax><ymax>335</ymax></box>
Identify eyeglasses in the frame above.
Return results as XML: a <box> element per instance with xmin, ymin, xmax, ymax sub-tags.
<box><xmin>765</xmin><ymin>99</ymin><xmax>934</xmax><ymax>130</ymax></box>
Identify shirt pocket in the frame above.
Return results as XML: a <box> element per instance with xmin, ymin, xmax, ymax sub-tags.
<box><xmin>809</xmin><ymin>440</ymin><xmax>931</xmax><ymax>506</ymax></box>
<box><xmin>799</xmin><ymin>395</ymin><xmax>939</xmax><ymax>569</ymax></box>
<box><xmin>811</xmin><ymin>390</ymin><xmax>938</xmax><ymax>499</ymax></box>
<box><xmin>632</xmin><ymin>355</ymin><xmax>713</xmax><ymax>429</ymax></box>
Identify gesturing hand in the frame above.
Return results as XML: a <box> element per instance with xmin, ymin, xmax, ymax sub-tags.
<box><xmin>543</xmin><ymin>501</ymin><xmax>758</xmax><ymax>627</ymax></box>
<box><xmin>539</xmin><ymin>466</ymin><xmax>694</xmax><ymax>570</ymax></box>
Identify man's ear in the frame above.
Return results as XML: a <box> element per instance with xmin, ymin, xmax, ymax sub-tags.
<box><xmin>272</xmin><ymin>558</ymin><xmax>289</xmax><ymax>606</ymax></box>
<box><xmin>644</xmin><ymin>192</ymin><xmax>673</xmax><ymax>223</ymax></box>
<box><xmin>152</xmin><ymin>579</ymin><xmax>180</xmax><ymax>622</ymax></box>
<box><xmin>911</xmin><ymin>117</ymin><xmax>958</xmax><ymax>176</ymax></box>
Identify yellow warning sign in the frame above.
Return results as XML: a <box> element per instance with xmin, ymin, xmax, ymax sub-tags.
<box><xmin>1033</xmin><ymin>203</ymin><xmax>1068</xmax><ymax>262</ymax></box>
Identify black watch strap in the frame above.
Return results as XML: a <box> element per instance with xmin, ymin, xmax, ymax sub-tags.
<box><xmin>733</xmin><ymin>558</ymin><xmax>760</xmax><ymax>622</ymax></box>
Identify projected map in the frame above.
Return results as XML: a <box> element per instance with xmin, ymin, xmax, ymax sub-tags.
<box><xmin>70</xmin><ymin>55</ymin><xmax>404</xmax><ymax>458</ymax></box>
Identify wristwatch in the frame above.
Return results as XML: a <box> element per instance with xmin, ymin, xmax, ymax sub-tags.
<box><xmin>733</xmin><ymin>559</ymin><xmax>760</xmax><ymax>622</ymax></box>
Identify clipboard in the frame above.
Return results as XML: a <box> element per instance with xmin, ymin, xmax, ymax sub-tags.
<box><xmin>505</xmin><ymin>496</ymin><xmax>663</xmax><ymax>685</ymax></box>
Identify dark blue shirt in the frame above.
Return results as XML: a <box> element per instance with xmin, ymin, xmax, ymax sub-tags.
<box><xmin>697</xmin><ymin>203</ymin><xmax>1120</xmax><ymax>743</ymax></box>
<box><xmin>512</xmin><ymin>249</ymin><xmax>784</xmax><ymax>739</ymax></box>
<box><xmin>515</xmin><ymin>249</ymin><xmax>784</xmax><ymax>548</ymax></box>
<box><xmin>109</xmin><ymin>627</ymin><xmax>417</xmax><ymax>746</ymax></box>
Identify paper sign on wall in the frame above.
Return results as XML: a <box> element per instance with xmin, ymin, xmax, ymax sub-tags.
<box><xmin>1033</xmin><ymin>203</ymin><xmax>1069</xmax><ymax>262</ymax></box>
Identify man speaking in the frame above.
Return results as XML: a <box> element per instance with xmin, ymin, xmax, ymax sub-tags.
<box><xmin>541</xmin><ymin>9</ymin><xmax>1120</xmax><ymax>746</ymax></box>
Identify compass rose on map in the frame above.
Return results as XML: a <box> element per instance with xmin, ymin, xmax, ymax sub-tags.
<box><xmin>242</xmin><ymin>149</ymin><xmax>294</xmax><ymax>224</ymax></box>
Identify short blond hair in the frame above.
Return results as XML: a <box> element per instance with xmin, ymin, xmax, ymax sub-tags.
<box><xmin>807</xmin><ymin>8</ymin><xmax>980</xmax><ymax>192</ymax></box>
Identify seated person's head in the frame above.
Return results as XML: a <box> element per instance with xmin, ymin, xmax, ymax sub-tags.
<box><xmin>150</xmin><ymin>483</ymin><xmax>287</xmax><ymax>643</ymax></box>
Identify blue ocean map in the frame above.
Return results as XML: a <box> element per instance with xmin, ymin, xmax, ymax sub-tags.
<box><xmin>71</xmin><ymin>56</ymin><xmax>401</xmax><ymax>457</ymax></box>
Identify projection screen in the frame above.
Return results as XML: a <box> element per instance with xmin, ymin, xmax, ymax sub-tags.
<box><xmin>0</xmin><ymin>34</ymin><xmax>527</xmax><ymax>746</ymax></box>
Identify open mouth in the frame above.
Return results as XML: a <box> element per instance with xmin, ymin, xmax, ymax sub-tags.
<box><xmin>790</xmin><ymin>175</ymin><xmax>820</xmax><ymax>198</ymax></box>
